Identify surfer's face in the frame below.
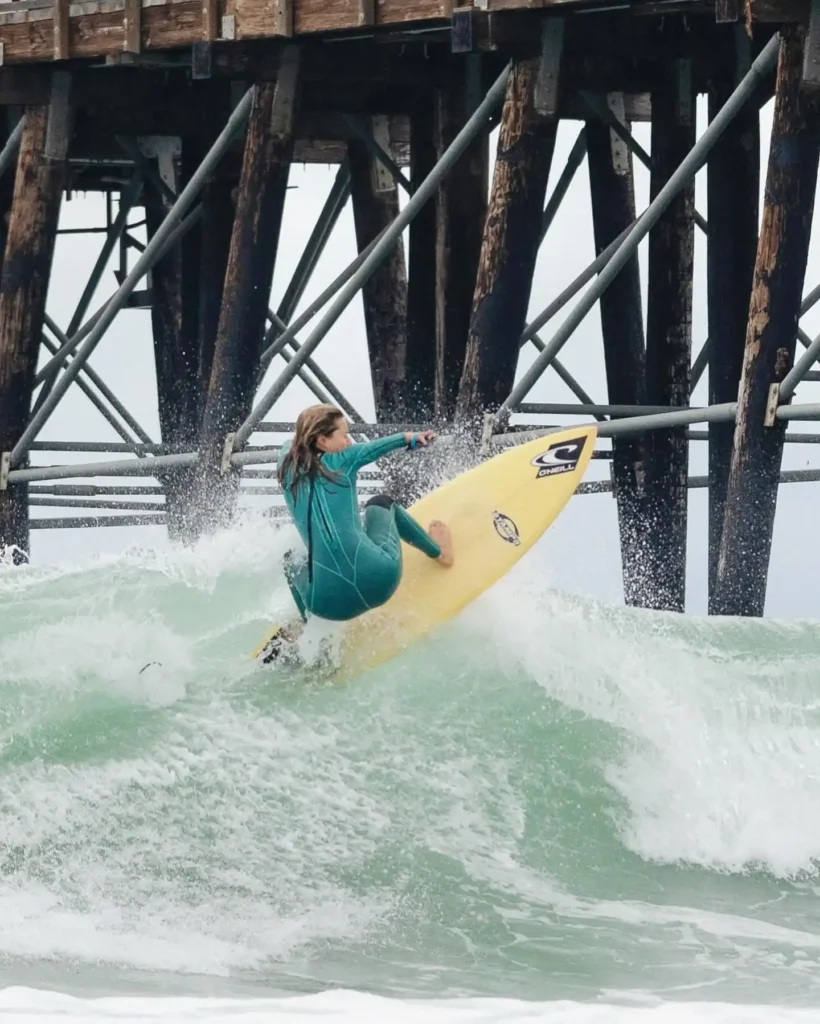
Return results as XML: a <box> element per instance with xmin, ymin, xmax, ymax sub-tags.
<box><xmin>316</xmin><ymin>416</ymin><xmax>350</xmax><ymax>454</ymax></box>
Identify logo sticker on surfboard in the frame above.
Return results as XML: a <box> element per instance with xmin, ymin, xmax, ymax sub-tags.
<box><xmin>492</xmin><ymin>511</ymin><xmax>521</xmax><ymax>546</ymax></box>
<box><xmin>531</xmin><ymin>436</ymin><xmax>586</xmax><ymax>479</ymax></box>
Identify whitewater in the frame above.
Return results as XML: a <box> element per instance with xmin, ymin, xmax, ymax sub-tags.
<box><xmin>2</xmin><ymin>512</ymin><xmax>820</xmax><ymax>1023</ymax></box>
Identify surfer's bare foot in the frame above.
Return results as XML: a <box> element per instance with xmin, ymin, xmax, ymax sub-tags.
<box><xmin>429</xmin><ymin>520</ymin><xmax>454</xmax><ymax>567</ymax></box>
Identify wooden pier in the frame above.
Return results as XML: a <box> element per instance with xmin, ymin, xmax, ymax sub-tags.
<box><xmin>0</xmin><ymin>0</ymin><xmax>818</xmax><ymax>615</ymax></box>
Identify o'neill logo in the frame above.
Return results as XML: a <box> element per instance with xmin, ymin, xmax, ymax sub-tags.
<box><xmin>531</xmin><ymin>437</ymin><xmax>585</xmax><ymax>479</ymax></box>
<box><xmin>492</xmin><ymin>511</ymin><xmax>521</xmax><ymax>546</ymax></box>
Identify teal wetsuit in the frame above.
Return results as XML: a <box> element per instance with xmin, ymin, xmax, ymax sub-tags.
<box><xmin>278</xmin><ymin>433</ymin><xmax>442</xmax><ymax>622</ymax></box>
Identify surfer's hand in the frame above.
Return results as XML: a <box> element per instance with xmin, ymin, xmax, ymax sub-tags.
<box><xmin>406</xmin><ymin>430</ymin><xmax>436</xmax><ymax>448</ymax></box>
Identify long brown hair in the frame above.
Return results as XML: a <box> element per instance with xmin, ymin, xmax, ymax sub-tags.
<box><xmin>278</xmin><ymin>404</ymin><xmax>344</xmax><ymax>497</ymax></box>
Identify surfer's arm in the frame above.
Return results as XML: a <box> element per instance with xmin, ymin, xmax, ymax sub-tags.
<box><xmin>330</xmin><ymin>433</ymin><xmax>411</xmax><ymax>474</ymax></box>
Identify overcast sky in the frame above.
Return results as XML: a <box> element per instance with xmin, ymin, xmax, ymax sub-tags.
<box><xmin>23</xmin><ymin>93</ymin><xmax>820</xmax><ymax>619</ymax></box>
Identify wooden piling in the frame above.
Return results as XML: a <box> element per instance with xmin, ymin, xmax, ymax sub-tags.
<box><xmin>0</xmin><ymin>77</ymin><xmax>71</xmax><ymax>561</ymax></box>
<box><xmin>347</xmin><ymin>131</ymin><xmax>408</xmax><ymax>420</ymax></box>
<box><xmin>0</xmin><ymin>118</ymin><xmax>16</xmax><ymax>259</ymax></box>
<box><xmin>585</xmin><ymin>97</ymin><xmax>650</xmax><ymax>607</ymax></box>
<box><xmin>707</xmin><ymin>31</ymin><xmax>760</xmax><ymax>611</ymax></box>
<box><xmin>642</xmin><ymin>61</ymin><xmax>696</xmax><ymax>612</ymax></box>
<box><xmin>145</xmin><ymin>142</ymin><xmax>205</xmax><ymax>542</ymax></box>
<box><xmin>434</xmin><ymin>66</ymin><xmax>489</xmax><ymax>422</ymax></box>
<box><xmin>455</xmin><ymin>56</ymin><xmax>559</xmax><ymax>425</ymax></box>
<box><xmin>405</xmin><ymin>102</ymin><xmax>438</xmax><ymax>419</ymax></box>
<box><xmin>194</xmin><ymin>59</ymin><xmax>299</xmax><ymax>533</ymax></box>
<box><xmin>714</xmin><ymin>28</ymin><xmax>820</xmax><ymax>616</ymax></box>
<box><xmin>197</xmin><ymin>168</ymin><xmax>234</xmax><ymax>401</ymax></box>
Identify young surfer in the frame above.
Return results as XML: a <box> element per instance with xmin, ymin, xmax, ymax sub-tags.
<box><xmin>263</xmin><ymin>404</ymin><xmax>453</xmax><ymax>660</ymax></box>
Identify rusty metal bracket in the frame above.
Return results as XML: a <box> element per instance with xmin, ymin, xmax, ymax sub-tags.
<box><xmin>0</xmin><ymin>452</ymin><xmax>10</xmax><ymax>491</ymax></box>
<box><xmin>764</xmin><ymin>382</ymin><xmax>780</xmax><ymax>427</ymax></box>
<box><xmin>480</xmin><ymin>413</ymin><xmax>496</xmax><ymax>458</ymax></box>
<box><xmin>534</xmin><ymin>17</ymin><xmax>565</xmax><ymax>118</ymax></box>
<box><xmin>220</xmin><ymin>433</ymin><xmax>235</xmax><ymax>474</ymax></box>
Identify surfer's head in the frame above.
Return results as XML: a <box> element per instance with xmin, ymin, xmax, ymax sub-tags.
<box><xmin>278</xmin><ymin>404</ymin><xmax>347</xmax><ymax>496</ymax></box>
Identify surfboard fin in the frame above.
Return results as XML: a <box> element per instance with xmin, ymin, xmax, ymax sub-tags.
<box><xmin>254</xmin><ymin>625</ymin><xmax>288</xmax><ymax>664</ymax></box>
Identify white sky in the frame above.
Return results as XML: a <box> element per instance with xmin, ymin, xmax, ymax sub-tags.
<box><xmin>24</xmin><ymin>94</ymin><xmax>820</xmax><ymax>619</ymax></box>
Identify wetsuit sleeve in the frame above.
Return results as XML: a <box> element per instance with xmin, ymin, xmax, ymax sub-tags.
<box><xmin>329</xmin><ymin>433</ymin><xmax>408</xmax><ymax>475</ymax></box>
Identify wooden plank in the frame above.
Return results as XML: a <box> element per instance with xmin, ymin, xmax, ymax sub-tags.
<box><xmin>123</xmin><ymin>0</ymin><xmax>141</xmax><ymax>52</ymax></box>
<box><xmin>747</xmin><ymin>0</ymin><xmax>809</xmax><ymax>20</ymax></box>
<box><xmin>202</xmin><ymin>0</ymin><xmax>218</xmax><ymax>38</ymax></box>
<box><xmin>292</xmin><ymin>0</ymin><xmax>450</xmax><ymax>36</ymax></box>
<box><xmin>53</xmin><ymin>0</ymin><xmax>69</xmax><ymax>59</ymax></box>
<box><xmin>224</xmin><ymin>0</ymin><xmax>449</xmax><ymax>42</ymax></box>
<box><xmin>0</xmin><ymin>0</ymin><xmax>724</xmax><ymax>67</ymax></box>
<box><xmin>0</xmin><ymin>1</ymin><xmax>200</xmax><ymax>63</ymax></box>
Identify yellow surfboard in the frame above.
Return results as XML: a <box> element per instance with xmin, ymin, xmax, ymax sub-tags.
<box><xmin>254</xmin><ymin>425</ymin><xmax>597</xmax><ymax>681</ymax></box>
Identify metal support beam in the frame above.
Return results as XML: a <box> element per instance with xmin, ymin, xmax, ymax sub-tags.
<box><xmin>66</xmin><ymin>171</ymin><xmax>143</xmax><ymax>337</ymax></box>
<box><xmin>29</xmin><ymin>515</ymin><xmax>167</xmax><ymax>530</ymax></box>
<box><xmin>43</xmin><ymin>314</ymin><xmax>153</xmax><ymax>443</ymax></box>
<box><xmin>235</xmin><ymin>62</ymin><xmax>513</xmax><ymax>450</ymax></box>
<box><xmin>0</xmin><ymin>117</ymin><xmax>24</xmax><ymax>180</ymax></box>
<box><xmin>497</xmin><ymin>34</ymin><xmax>780</xmax><ymax>422</ymax></box>
<box><xmin>32</xmin><ymin>204</ymin><xmax>205</xmax><ymax>391</ymax></box>
<box><xmin>38</xmin><ymin>333</ymin><xmax>143</xmax><ymax>447</ymax></box>
<box><xmin>10</xmin><ymin>89</ymin><xmax>253</xmax><ymax>467</ymax></box>
<box><xmin>580</xmin><ymin>89</ymin><xmax>709</xmax><ymax>235</ymax></box>
<box><xmin>256</xmin><ymin>224</ymin><xmax>386</xmax><ymax>378</ymax></box>
<box><xmin>540</xmin><ymin>126</ymin><xmax>587</xmax><ymax>242</ymax></box>
<box><xmin>274</xmin><ymin>160</ymin><xmax>351</xmax><ymax>326</ymax></box>
<box><xmin>518</xmin><ymin>219</ymin><xmax>633</xmax><ymax>351</ymax></box>
<box><xmin>780</xmin><ymin>328</ymin><xmax>820</xmax><ymax>399</ymax></box>
<box><xmin>693</xmin><ymin>276</ymin><xmax>820</xmax><ymax>392</ymax></box>
<box><xmin>268</xmin><ymin>309</ymin><xmax>366</xmax><ymax>421</ymax></box>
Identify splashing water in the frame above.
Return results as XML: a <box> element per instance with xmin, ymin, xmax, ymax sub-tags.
<box><xmin>2</xmin><ymin>512</ymin><xmax>820</xmax><ymax>1022</ymax></box>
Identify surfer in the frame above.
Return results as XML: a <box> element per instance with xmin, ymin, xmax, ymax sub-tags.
<box><xmin>264</xmin><ymin>404</ymin><xmax>453</xmax><ymax>661</ymax></box>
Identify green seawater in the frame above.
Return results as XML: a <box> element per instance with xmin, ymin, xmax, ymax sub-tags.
<box><xmin>2</xmin><ymin>519</ymin><xmax>820</xmax><ymax>1010</ymax></box>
